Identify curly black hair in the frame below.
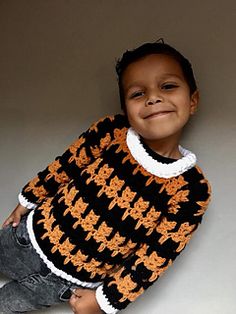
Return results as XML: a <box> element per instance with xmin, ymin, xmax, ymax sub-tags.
<box><xmin>116</xmin><ymin>41</ymin><xmax>197</xmax><ymax>113</ymax></box>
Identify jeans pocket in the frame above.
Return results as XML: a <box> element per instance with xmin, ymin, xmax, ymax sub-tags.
<box><xmin>12</xmin><ymin>216</ymin><xmax>31</xmax><ymax>248</ymax></box>
<box><xmin>59</xmin><ymin>285</ymin><xmax>73</xmax><ymax>301</ymax></box>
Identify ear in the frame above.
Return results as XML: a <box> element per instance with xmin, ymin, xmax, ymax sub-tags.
<box><xmin>190</xmin><ymin>90</ymin><xmax>199</xmax><ymax>115</ymax></box>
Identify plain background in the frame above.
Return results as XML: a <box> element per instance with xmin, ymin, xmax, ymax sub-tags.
<box><xmin>0</xmin><ymin>1</ymin><xmax>235</xmax><ymax>313</ymax></box>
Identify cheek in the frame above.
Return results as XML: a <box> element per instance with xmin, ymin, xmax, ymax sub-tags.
<box><xmin>125</xmin><ymin>103</ymin><xmax>139</xmax><ymax>120</ymax></box>
<box><xmin>125</xmin><ymin>93</ymin><xmax>147</xmax><ymax>117</ymax></box>
<box><xmin>176</xmin><ymin>95</ymin><xmax>192</xmax><ymax>114</ymax></box>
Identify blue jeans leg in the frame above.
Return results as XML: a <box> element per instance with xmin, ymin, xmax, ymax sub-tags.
<box><xmin>0</xmin><ymin>273</ymin><xmax>72</xmax><ymax>313</ymax></box>
<box><xmin>0</xmin><ymin>215</ymin><xmax>76</xmax><ymax>313</ymax></box>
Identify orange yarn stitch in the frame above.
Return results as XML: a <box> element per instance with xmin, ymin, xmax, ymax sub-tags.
<box><xmin>83</xmin><ymin>258</ymin><xmax>103</xmax><ymax>278</ymax></box>
<box><xmin>156</xmin><ymin>217</ymin><xmax>177</xmax><ymax>244</ymax></box>
<box><xmin>58</xmin><ymin>238</ymin><xmax>75</xmax><ymax>263</ymax></box>
<box><xmin>94</xmin><ymin>224</ymin><xmax>136</xmax><ymax>257</ymax></box>
<box><xmin>45</xmin><ymin>160</ymin><xmax>69</xmax><ymax>183</ymax></box>
<box><xmin>67</xmin><ymin>136</ymin><xmax>86</xmax><ymax>163</ymax></box>
<box><xmin>90</xmin><ymin>133</ymin><xmax>112</xmax><ymax>157</ymax></box>
<box><xmin>94</xmin><ymin>164</ymin><xmax>114</xmax><ymax>186</ymax></box>
<box><xmin>89</xmin><ymin>116</ymin><xmax>115</xmax><ymax>133</ymax></box>
<box><xmin>63</xmin><ymin>196</ymin><xmax>88</xmax><ymax>217</ymax></box>
<box><xmin>170</xmin><ymin>222</ymin><xmax>196</xmax><ymax>252</ymax></box>
<box><xmin>41</xmin><ymin>225</ymin><xmax>64</xmax><ymax>253</ymax></box>
<box><xmin>87</xmin><ymin>221</ymin><xmax>112</xmax><ymax>243</ymax></box>
<box><xmin>159</xmin><ymin>176</ymin><xmax>188</xmax><ymax>195</ymax></box>
<box><xmin>36</xmin><ymin>199</ymin><xmax>54</xmax><ymax>223</ymax></box>
<box><xmin>135</xmin><ymin>206</ymin><xmax>161</xmax><ymax>235</ymax></box>
<box><xmin>58</xmin><ymin>186</ymin><xmax>77</xmax><ymax>206</ymax></box>
<box><xmin>37</xmin><ymin>214</ymin><xmax>55</xmax><ymax>231</ymax></box>
<box><xmin>135</xmin><ymin>245</ymin><xmax>166</xmax><ymax>272</ymax></box>
<box><xmin>108</xmin><ymin>267</ymin><xmax>144</xmax><ymax>302</ymax></box>
<box><xmin>82</xmin><ymin>160</ymin><xmax>114</xmax><ymax>192</ymax></box>
<box><xmin>68</xmin><ymin>146</ymin><xmax>90</xmax><ymax>166</ymax></box>
<box><xmin>78</xmin><ymin>210</ymin><xmax>100</xmax><ymax>232</ymax></box>
<box><xmin>122</xmin><ymin>197</ymin><xmax>149</xmax><ymax>220</ymax></box>
<box><xmin>105</xmin><ymin>232</ymin><xmax>125</xmax><ymax>254</ymax></box>
<box><xmin>118</xmin><ymin>239</ymin><xmax>137</xmax><ymax>257</ymax></box>
<box><xmin>108</xmin><ymin>186</ymin><xmax>136</xmax><ymax>210</ymax></box>
<box><xmin>75</xmin><ymin>147</ymin><xmax>91</xmax><ymax>167</ymax></box>
<box><xmin>149</xmin><ymin>260</ymin><xmax>173</xmax><ymax>282</ymax></box>
<box><xmin>157</xmin><ymin>220</ymin><xmax>195</xmax><ymax>252</ymax></box>
<box><xmin>82</xmin><ymin>158</ymin><xmax>103</xmax><ymax>184</ymax></box>
<box><xmin>69</xmin><ymin>249</ymin><xmax>88</xmax><ymax>271</ymax></box>
<box><xmin>167</xmin><ymin>189</ymin><xmax>189</xmax><ymax>214</ymax></box>
<box><xmin>194</xmin><ymin>200</ymin><xmax>209</xmax><ymax>216</ymax></box>
<box><xmin>194</xmin><ymin>178</ymin><xmax>211</xmax><ymax>216</ymax></box>
<box><xmin>69</xmin><ymin>137</ymin><xmax>86</xmax><ymax>153</ymax></box>
<box><xmin>24</xmin><ymin>177</ymin><xmax>47</xmax><ymax>199</ymax></box>
<box><xmin>112</xmin><ymin>128</ymin><xmax>127</xmax><ymax>150</ymax></box>
<box><xmin>97</xmin><ymin>176</ymin><xmax>125</xmax><ymax>199</ymax></box>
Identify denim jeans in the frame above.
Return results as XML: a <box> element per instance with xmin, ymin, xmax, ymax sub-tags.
<box><xmin>0</xmin><ymin>215</ymin><xmax>78</xmax><ymax>313</ymax></box>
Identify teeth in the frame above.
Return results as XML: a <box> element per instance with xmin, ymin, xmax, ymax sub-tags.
<box><xmin>148</xmin><ymin>111</ymin><xmax>170</xmax><ymax>117</ymax></box>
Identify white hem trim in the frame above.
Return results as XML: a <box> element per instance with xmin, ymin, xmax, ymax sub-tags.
<box><xmin>26</xmin><ymin>210</ymin><xmax>101</xmax><ymax>289</ymax></box>
<box><xmin>18</xmin><ymin>193</ymin><xmax>38</xmax><ymax>210</ymax></box>
<box><xmin>126</xmin><ymin>127</ymin><xmax>197</xmax><ymax>178</ymax></box>
<box><xmin>96</xmin><ymin>285</ymin><xmax>119</xmax><ymax>314</ymax></box>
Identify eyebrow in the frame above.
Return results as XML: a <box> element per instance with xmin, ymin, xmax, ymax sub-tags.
<box><xmin>161</xmin><ymin>73</ymin><xmax>185</xmax><ymax>81</ymax></box>
<box><xmin>124</xmin><ymin>74</ymin><xmax>184</xmax><ymax>92</ymax></box>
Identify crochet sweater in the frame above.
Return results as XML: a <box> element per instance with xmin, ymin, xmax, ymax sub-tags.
<box><xmin>19</xmin><ymin>114</ymin><xmax>211</xmax><ymax>314</ymax></box>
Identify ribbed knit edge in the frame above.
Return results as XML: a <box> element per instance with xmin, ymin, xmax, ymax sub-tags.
<box><xmin>26</xmin><ymin>210</ymin><xmax>102</xmax><ymax>289</ymax></box>
<box><xmin>126</xmin><ymin>127</ymin><xmax>197</xmax><ymax>178</ymax></box>
<box><xmin>96</xmin><ymin>285</ymin><xmax>119</xmax><ymax>314</ymax></box>
<box><xmin>18</xmin><ymin>193</ymin><xmax>38</xmax><ymax>210</ymax></box>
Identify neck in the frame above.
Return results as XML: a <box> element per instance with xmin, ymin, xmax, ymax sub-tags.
<box><xmin>142</xmin><ymin>133</ymin><xmax>182</xmax><ymax>160</ymax></box>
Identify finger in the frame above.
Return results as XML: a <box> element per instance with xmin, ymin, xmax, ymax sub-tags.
<box><xmin>2</xmin><ymin>216</ymin><xmax>14</xmax><ymax>228</ymax></box>
<box><xmin>71</xmin><ymin>288</ymin><xmax>82</xmax><ymax>298</ymax></box>
<box><xmin>69</xmin><ymin>296</ymin><xmax>77</xmax><ymax>311</ymax></box>
<box><xmin>69</xmin><ymin>300</ymin><xmax>80</xmax><ymax>314</ymax></box>
<box><xmin>12</xmin><ymin>213</ymin><xmax>21</xmax><ymax>227</ymax></box>
<box><xmin>70</xmin><ymin>294</ymin><xmax>81</xmax><ymax>305</ymax></box>
<box><xmin>73</xmin><ymin>287</ymin><xmax>83</xmax><ymax>293</ymax></box>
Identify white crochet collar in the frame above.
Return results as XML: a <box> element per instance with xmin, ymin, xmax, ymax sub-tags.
<box><xmin>126</xmin><ymin>127</ymin><xmax>197</xmax><ymax>178</ymax></box>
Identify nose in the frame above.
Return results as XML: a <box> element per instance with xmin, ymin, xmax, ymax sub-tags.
<box><xmin>145</xmin><ymin>92</ymin><xmax>163</xmax><ymax>106</ymax></box>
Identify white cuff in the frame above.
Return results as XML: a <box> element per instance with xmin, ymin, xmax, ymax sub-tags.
<box><xmin>96</xmin><ymin>285</ymin><xmax>119</xmax><ymax>314</ymax></box>
<box><xmin>18</xmin><ymin>193</ymin><xmax>38</xmax><ymax>210</ymax></box>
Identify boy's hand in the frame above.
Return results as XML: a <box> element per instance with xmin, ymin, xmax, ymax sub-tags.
<box><xmin>2</xmin><ymin>204</ymin><xmax>29</xmax><ymax>228</ymax></box>
<box><xmin>69</xmin><ymin>288</ymin><xmax>103</xmax><ymax>314</ymax></box>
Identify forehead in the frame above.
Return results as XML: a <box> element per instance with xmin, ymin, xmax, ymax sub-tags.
<box><xmin>122</xmin><ymin>54</ymin><xmax>185</xmax><ymax>89</ymax></box>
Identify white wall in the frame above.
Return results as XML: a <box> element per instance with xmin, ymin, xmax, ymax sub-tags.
<box><xmin>0</xmin><ymin>1</ymin><xmax>235</xmax><ymax>313</ymax></box>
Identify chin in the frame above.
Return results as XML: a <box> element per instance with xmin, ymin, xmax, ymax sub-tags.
<box><xmin>141</xmin><ymin>129</ymin><xmax>182</xmax><ymax>143</ymax></box>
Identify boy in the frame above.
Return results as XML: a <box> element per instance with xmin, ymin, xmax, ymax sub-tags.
<box><xmin>0</xmin><ymin>41</ymin><xmax>211</xmax><ymax>314</ymax></box>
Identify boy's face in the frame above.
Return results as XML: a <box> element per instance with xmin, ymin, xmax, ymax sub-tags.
<box><xmin>122</xmin><ymin>54</ymin><xmax>199</xmax><ymax>154</ymax></box>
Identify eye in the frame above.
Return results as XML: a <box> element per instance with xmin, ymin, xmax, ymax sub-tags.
<box><xmin>129</xmin><ymin>91</ymin><xmax>145</xmax><ymax>99</ymax></box>
<box><xmin>162</xmin><ymin>83</ymin><xmax>178</xmax><ymax>90</ymax></box>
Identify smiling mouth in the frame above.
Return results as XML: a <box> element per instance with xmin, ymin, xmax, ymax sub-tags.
<box><xmin>144</xmin><ymin>111</ymin><xmax>173</xmax><ymax>119</ymax></box>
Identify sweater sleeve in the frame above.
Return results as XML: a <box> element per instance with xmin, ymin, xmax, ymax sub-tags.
<box><xmin>19</xmin><ymin>115</ymin><xmax>127</xmax><ymax>209</ymax></box>
<box><xmin>95</xmin><ymin>172</ymin><xmax>211</xmax><ymax>314</ymax></box>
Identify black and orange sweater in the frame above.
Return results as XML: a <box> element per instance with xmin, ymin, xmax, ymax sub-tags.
<box><xmin>19</xmin><ymin>114</ymin><xmax>211</xmax><ymax>314</ymax></box>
